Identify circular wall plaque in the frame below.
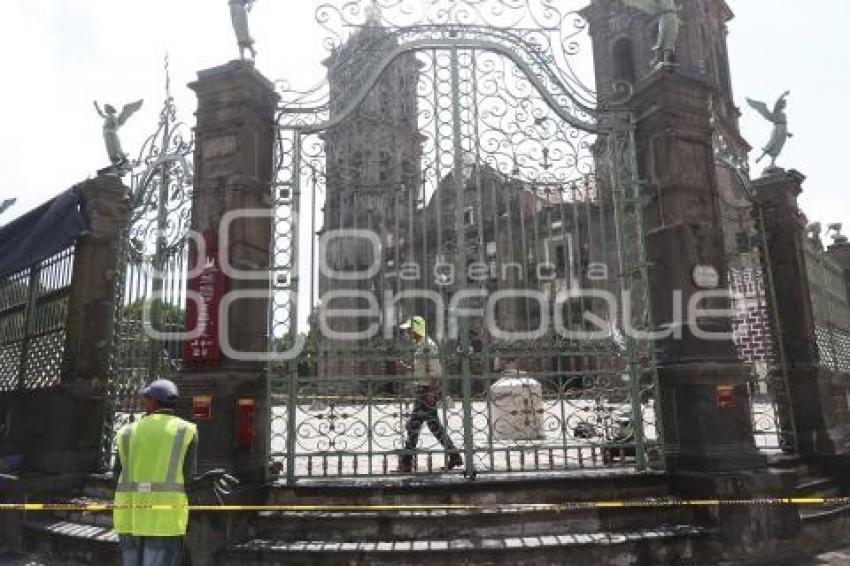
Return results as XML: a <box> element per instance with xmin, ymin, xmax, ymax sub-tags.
<box><xmin>692</xmin><ymin>265</ymin><xmax>720</xmax><ymax>289</ymax></box>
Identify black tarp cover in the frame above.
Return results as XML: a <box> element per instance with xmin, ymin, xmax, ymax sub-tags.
<box><xmin>0</xmin><ymin>187</ymin><xmax>87</xmax><ymax>278</ymax></box>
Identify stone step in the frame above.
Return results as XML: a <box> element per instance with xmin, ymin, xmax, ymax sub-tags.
<box><xmin>795</xmin><ymin>477</ymin><xmax>841</xmax><ymax>498</ymax></box>
<box><xmin>251</xmin><ymin>505</ymin><xmax>697</xmax><ymax>542</ymax></box>
<box><xmin>800</xmin><ymin>503</ymin><xmax>850</xmax><ymax>524</ymax></box>
<box><xmin>226</xmin><ymin>525</ymin><xmax>711</xmax><ymax>565</ymax></box>
<box><xmin>271</xmin><ymin>469</ymin><xmax>672</xmax><ymax>507</ymax></box>
<box><xmin>45</xmin><ymin>497</ymin><xmax>114</xmax><ymax>529</ymax></box>
<box><xmin>24</xmin><ymin>518</ymin><xmax>119</xmax><ymax>565</ymax></box>
<box><xmin>766</xmin><ymin>454</ymin><xmax>808</xmax><ymax>470</ymax></box>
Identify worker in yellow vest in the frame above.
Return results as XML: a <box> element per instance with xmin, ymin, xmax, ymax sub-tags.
<box><xmin>396</xmin><ymin>316</ymin><xmax>463</xmax><ymax>473</ymax></box>
<box><xmin>113</xmin><ymin>379</ymin><xmax>197</xmax><ymax>566</ymax></box>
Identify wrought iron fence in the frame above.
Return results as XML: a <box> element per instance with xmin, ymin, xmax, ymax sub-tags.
<box><xmin>269</xmin><ymin>0</ymin><xmax>661</xmax><ymax>481</ymax></box>
<box><xmin>723</xmin><ymin>212</ymin><xmax>794</xmax><ymax>453</ymax></box>
<box><xmin>805</xmin><ymin>237</ymin><xmax>850</xmax><ymax>375</ymax></box>
<box><xmin>272</xmin><ymin>365</ymin><xmax>659</xmax><ymax>479</ymax></box>
<box><xmin>712</xmin><ymin>104</ymin><xmax>796</xmax><ymax>454</ymax></box>
<box><xmin>0</xmin><ymin>247</ymin><xmax>75</xmax><ymax>391</ymax></box>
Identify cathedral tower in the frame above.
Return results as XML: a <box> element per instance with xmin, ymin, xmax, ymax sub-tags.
<box><xmin>583</xmin><ymin>0</ymin><xmax>736</xmax><ymax>115</ymax></box>
<box><xmin>317</xmin><ymin>16</ymin><xmax>424</xmax><ymax>377</ymax></box>
<box><xmin>582</xmin><ymin>0</ymin><xmax>751</xmax><ymax>214</ymax></box>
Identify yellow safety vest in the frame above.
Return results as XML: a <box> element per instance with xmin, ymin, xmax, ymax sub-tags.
<box><xmin>113</xmin><ymin>414</ymin><xmax>196</xmax><ymax>536</ymax></box>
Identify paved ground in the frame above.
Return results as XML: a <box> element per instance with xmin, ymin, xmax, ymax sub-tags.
<box><xmin>5</xmin><ymin>546</ymin><xmax>850</xmax><ymax>565</ymax></box>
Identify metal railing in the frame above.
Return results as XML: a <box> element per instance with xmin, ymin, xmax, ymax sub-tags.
<box><xmin>270</xmin><ymin>346</ymin><xmax>659</xmax><ymax>479</ymax></box>
<box><xmin>0</xmin><ymin>246</ymin><xmax>75</xmax><ymax>391</ymax></box>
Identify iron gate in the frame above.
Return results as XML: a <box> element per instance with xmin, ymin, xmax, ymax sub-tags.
<box><xmin>100</xmin><ymin>83</ymin><xmax>195</xmax><ymax>469</ymax></box>
<box><xmin>268</xmin><ymin>1</ymin><xmax>661</xmax><ymax>481</ymax></box>
<box><xmin>712</xmin><ymin>105</ymin><xmax>797</xmax><ymax>454</ymax></box>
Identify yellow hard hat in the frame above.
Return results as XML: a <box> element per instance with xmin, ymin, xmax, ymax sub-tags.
<box><xmin>400</xmin><ymin>316</ymin><xmax>426</xmax><ymax>337</ymax></box>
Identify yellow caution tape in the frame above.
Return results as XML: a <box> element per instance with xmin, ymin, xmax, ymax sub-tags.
<box><xmin>0</xmin><ymin>497</ymin><xmax>844</xmax><ymax>513</ymax></box>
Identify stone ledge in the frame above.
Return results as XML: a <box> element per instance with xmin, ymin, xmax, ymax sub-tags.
<box><xmin>24</xmin><ymin>518</ymin><xmax>118</xmax><ymax>544</ymax></box>
<box><xmin>281</xmin><ymin>468</ymin><xmax>664</xmax><ymax>491</ymax></box>
<box><xmin>229</xmin><ymin>524</ymin><xmax>708</xmax><ymax>554</ymax></box>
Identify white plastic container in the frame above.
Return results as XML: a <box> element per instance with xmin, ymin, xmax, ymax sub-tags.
<box><xmin>490</xmin><ymin>372</ymin><xmax>544</xmax><ymax>441</ymax></box>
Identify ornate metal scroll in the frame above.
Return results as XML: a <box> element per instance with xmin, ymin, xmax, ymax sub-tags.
<box><xmin>269</xmin><ymin>0</ymin><xmax>660</xmax><ymax>481</ymax></box>
<box><xmin>711</xmin><ymin>98</ymin><xmax>797</xmax><ymax>454</ymax></box>
<box><xmin>100</xmin><ymin>61</ymin><xmax>195</xmax><ymax>470</ymax></box>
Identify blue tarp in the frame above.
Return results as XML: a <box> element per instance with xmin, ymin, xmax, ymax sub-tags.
<box><xmin>0</xmin><ymin>187</ymin><xmax>87</xmax><ymax>278</ymax></box>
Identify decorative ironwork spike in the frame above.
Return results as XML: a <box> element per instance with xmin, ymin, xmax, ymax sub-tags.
<box><xmin>164</xmin><ymin>53</ymin><xmax>172</xmax><ymax>101</ymax></box>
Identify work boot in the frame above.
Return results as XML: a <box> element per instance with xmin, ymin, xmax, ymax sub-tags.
<box><xmin>445</xmin><ymin>452</ymin><xmax>463</xmax><ymax>470</ymax></box>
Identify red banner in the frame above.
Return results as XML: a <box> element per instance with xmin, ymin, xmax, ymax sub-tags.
<box><xmin>183</xmin><ymin>230</ymin><xmax>225</xmax><ymax>367</ymax></box>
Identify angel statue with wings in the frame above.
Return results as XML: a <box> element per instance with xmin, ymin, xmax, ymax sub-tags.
<box><xmin>229</xmin><ymin>0</ymin><xmax>257</xmax><ymax>60</ymax></box>
<box><xmin>93</xmin><ymin>100</ymin><xmax>143</xmax><ymax>165</ymax></box>
<box><xmin>622</xmin><ymin>0</ymin><xmax>680</xmax><ymax>68</ymax></box>
<box><xmin>747</xmin><ymin>91</ymin><xmax>792</xmax><ymax>171</ymax></box>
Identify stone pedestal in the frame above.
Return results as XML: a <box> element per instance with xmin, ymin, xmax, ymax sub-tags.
<box><xmin>753</xmin><ymin>170</ymin><xmax>847</xmax><ymax>455</ymax></box>
<box><xmin>672</xmin><ymin>469</ymin><xmax>800</xmax><ymax>554</ymax></box>
<box><xmin>175</xmin><ymin>373</ymin><xmax>269</xmax><ymax>482</ymax></box>
<box><xmin>490</xmin><ymin>373</ymin><xmax>543</xmax><ymax>441</ymax></box>
<box><xmin>183</xmin><ymin>60</ymin><xmax>279</xmax><ymax>482</ymax></box>
<box><xmin>632</xmin><ymin>70</ymin><xmax>764</xmax><ymax>473</ymax></box>
<box><xmin>189</xmin><ymin>59</ymin><xmax>278</xmax><ymax>364</ymax></box>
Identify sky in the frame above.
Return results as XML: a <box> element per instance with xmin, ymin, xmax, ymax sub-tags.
<box><xmin>0</xmin><ymin>0</ymin><xmax>848</xmax><ymax>239</ymax></box>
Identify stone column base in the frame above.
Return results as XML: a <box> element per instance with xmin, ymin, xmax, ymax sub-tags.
<box><xmin>176</xmin><ymin>371</ymin><xmax>269</xmax><ymax>483</ymax></box>
<box><xmin>0</xmin><ymin>383</ymin><xmax>105</xmax><ymax>474</ymax></box>
<box><xmin>659</xmin><ymin>360</ymin><xmax>766</xmax><ymax>473</ymax></box>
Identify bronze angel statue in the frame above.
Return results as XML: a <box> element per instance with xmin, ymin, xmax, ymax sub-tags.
<box><xmin>746</xmin><ymin>91</ymin><xmax>792</xmax><ymax>170</ymax></box>
<box><xmin>93</xmin><ymin>100</ymin><xmax>144</xmax><ymax>165</ymax></box>
<box><xmin>229</xmin><ymin>0</ymin><xmax>257</xmax><ymax>60</ymax></box>
<box><xmin>621</xmin><ymin>0</ymin><xmax>680</xmax><ymax>68</ymax></box>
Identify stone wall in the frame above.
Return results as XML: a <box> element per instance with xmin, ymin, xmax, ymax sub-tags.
<box><xmin>0</xmin><ymin>175</ymin><xmax>129</xmax><ymax>474</ymax></box>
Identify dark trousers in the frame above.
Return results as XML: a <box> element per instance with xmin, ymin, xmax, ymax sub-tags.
<box><xmin>402</xmin><ymin>386</ymin><xmax>457</xmax><ymax>462</ymax></box>
<box><xmin>118</xmin><ymin>535</ymin><xmax>183</xmax><ymax>566</ymax></box>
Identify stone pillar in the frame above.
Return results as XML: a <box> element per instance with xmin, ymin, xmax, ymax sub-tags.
<box><xmin>180</xmin><ymin>60</ymin><xmax>278</xmax><ymax>482</ymax></box>
<box><xmin>632</xmin><ymin>70</ymin><xmax>765</xmax><ymax>473</ymax></box>
<box><xmin>63</xmin><ymin>175</ymin><xmax>130</xmax><ymax>382</ymax></box>
<box><xmin>752</xmin><ymin>170</ymin><xmax>845</xmax><ymax>455</ymax></box>
<box><xmin>11</xmin><ymin>175</ymin><xmax>130</xmax><ymax>473</ymax></box>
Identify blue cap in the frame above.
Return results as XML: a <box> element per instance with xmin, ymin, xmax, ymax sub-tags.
<box><xmin>140</xmin><ymin>379</ymin><xmax>179</xmax><ymax>403</ymax></box>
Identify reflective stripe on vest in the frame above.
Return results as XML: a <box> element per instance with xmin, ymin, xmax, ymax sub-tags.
<box><xmin>116</xmin><ymin>422</ymin><xmax>189</xmax><ymax>494</ymax></box>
